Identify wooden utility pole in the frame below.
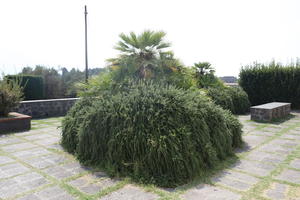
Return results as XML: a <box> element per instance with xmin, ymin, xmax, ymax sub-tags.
<box><xmin>84</xmin><ymin>5</ymin><xmax>88</xmax><ymax>83</ymax></box>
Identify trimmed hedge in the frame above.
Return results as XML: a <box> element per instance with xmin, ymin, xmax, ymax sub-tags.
<box><xmin>239</xmin><ymin>62</ymin><xmax>300</xmax><ymax>108</ymax></box>
<box><xmin>62</xmin><ymin>81</ymin><xmax>243</xmax><ymax>187</ymax></box>
<box><xmin>206</xmin><ymin>87</ymin><xmax>250</xmax><ymax>114</ymax></box>
<box><xmin>5</xmin><ymin>75</ymin><xmax>44</xmax><ymax>100</ymax></box>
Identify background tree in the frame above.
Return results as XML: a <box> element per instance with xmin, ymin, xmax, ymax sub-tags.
<box><xmin>194</xmin><ymin>62</ymin><xmax>215</xmax><ymax>76</ymax></box>
<box><xmin>19</xmin><ymin>66</ymin><xmax>104</xmax><ymax>99</ymax></box>
<box><xmin>193</xmin><ymin>62</ymin><xmax>223</xmax><ymax>88</ymax></box>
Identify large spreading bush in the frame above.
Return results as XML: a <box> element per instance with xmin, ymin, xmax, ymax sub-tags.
<box><xmin>62</xmin><ymin>81</ymin><xmax>243</xmax><ymax>187</ymax></box>
<box><xmin>0</xmin><ymin>79</ymin><xmax>23</xmax><ymax>116</ymax></box>
<box><xmin>206</xmin><ymin>86</ymin><xmax>250</xmax><ymax>114</ymax></box>
<box><xmin>239</xmin><ymin>61</ymin><xmax>300</xmax><ymax>108</ymax></box>
<box><xmin>5</xmin><ymin>75</ymin><xmax>44</xmax><ymax>100</ymax></box>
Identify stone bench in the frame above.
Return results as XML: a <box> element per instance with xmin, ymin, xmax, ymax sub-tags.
<box><xmin>250</xmin><ymin>102</ymin><xmax>291</xmax><ymax>121</ymax></box>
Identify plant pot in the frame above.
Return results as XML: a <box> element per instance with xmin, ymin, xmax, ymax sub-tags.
<box><xmin>0</xmin><ymin>112</ymin><xmax>31</xmax><ymax>134</ymax></box>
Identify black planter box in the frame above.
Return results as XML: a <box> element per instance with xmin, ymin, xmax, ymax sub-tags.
<box><xmin>0</xmin><ymin>112</ymin><xmax>31</xmax><ymax>134</ymax></box>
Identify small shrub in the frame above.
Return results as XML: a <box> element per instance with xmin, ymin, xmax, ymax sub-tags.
<box><xmin>0</xmin><ymin>79</ymin><xmax>23</xmax><ymax>117</ymax></box>
<box><xmin>228</xmin><ymin>87</ymin><xmax>250</xmax><ymax>114</ymax></box>
<box><xmin>206</xmin><ymin>87</ymin><xmax>234</xmax><ymax>112</ymax></box>
<box><xmin>206</xmin><ymin>87</ymin><xmax>250</xmax><ymax>114</ymax></box>
<box><xmin>6</xmin><ymin>75</ymin><xmax>44</xmax><ymax>100</ymax></box>
<box><xmin>62</xmin><ymin>81</ymin><xmax>243</xmax><ymax>187</ymax></box>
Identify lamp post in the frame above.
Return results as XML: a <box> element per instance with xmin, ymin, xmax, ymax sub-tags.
<box><xmin>84</xmin><ymin>5</ymin><xmax>88</xmax><ymax>83</ymax></box>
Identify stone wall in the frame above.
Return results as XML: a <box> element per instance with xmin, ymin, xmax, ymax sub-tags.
<box><xmin>15</xmin><ymin>98</ymin><xmax>79</xmax><ymax>119</ymax></box>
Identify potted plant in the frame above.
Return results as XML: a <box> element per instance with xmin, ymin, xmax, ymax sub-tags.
<box><xmin>0</xmin><ymin>78</ymin><xmax>31</xmax><ymax>134</ymax></box>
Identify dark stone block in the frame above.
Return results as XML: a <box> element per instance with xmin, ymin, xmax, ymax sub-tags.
<box><xmin>0</xmin><ymin>112</ymin><xmax>31</xmax><ymax>134</ymax></box>
<box><xmin>250</xmin><ymin>102</ymin><xmax>291</xmax><ymax>121</ymax></box>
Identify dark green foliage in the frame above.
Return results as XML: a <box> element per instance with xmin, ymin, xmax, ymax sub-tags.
<box><xmin>5</xmin><ymin>75</ymin><xmax>44</xmax><ymax>100</ymax></box>
<box><xmin>207</xmin><ymin>87</ymin><xmax>250</xmax><ymax>114</ymax></box>
<box><xmin>20</xmin><ymin>66</ymin><xmax>106</xmax><ymax>98</ymax></box>
<box><xmin>228</xmin><ymin>87</ymin><xmax>251</xmax><ymax>114</ymax></box>
<box><xmin>61</xmin><ymin>98</ymin><xmax>94</xmax><ymax>153</ymax></box>
<box><xmin>62</xmin><ymin>81</ymin><xmax>243</xmax><ymax>187</ymax></box>
<box><xmin>207</xmin><ymin>87</ymin><xmax>234</xmax><ymax>112</ymax></box>
<box><xmin>222</xmin><ymin>110</ymin><xmax>243</xmax><ymax>147</ymax></box>
<box><xmin>239</xmin><ymin>61</ymin><xmax>300</xmax><ymax>108</ymax></box>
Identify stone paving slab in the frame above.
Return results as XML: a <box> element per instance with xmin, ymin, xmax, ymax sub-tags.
<box><xmin>25</xmin><ymin>158</ymin><xmax>54</xmax><ymax>169</ymax></box>
<box><xmin>47</xmin><ymin>143</ymin><xmax>64</xmax><ymax>151</ymax></box>
<box><xmin>232</xmin><ymin>159</ymin><xmax>276</xmax><ymax>177</ymax></box>
<box><xmin>264</xmin><ymin>183</ymin><xmax>288</xmax><ymax>200</ymax></box>
<box><xmin>69</xmin><ymin>175</ymin><xmax>119</xmax><ymax>194</ymax></box>
<box><xmin>99</xmin><ymin>185</ymin><xmax>159</xmax><ymax>200</ymax></box>
<box><xmin>11</xmin><ymin>147</ymin><xmax>52</xmax><ymax>159</ymax></box>
<box><xmin>0</xmin><ymin>142</ymin><xmax>39</xmax><ymax>152</ymax></box>
<box><xmin>0</xmin><ymin>172</ymin><xmax>50</xmax><ymax>199</ymax></box>
<box><xmin>0</xmin><ymin>155</ymin><xmax>15</xmax><ymax>165</ymax></box>
<box><xmin>0</xmin><ymin>163</ymin><xmax>31</xmax><ymax>179</ymax></box>
<box><xmin>212</xmin><ymin>170</ymin><xmax>260</xmax><ymax>192</ymax></box>
<box><xmin>17</xmin><ymin>186</ymin><xmax>76</xmax><ymax>200</ymax></box>
<box><xmin>282</xmin><ymin>133</ymin><xmax>300</xmax><ymax>140</ymax></box>
<box><xmin>249</xmin><ymin>130</ymin><xmax>276</xmax><ymax>137</ymax></box>
<box><xmin>42</xmin><ymin>165</ymin><xmax>76</xmax><ymax>180</ymax></box>
<box><xmin>242</xmin><ymin>124</ymin><xmax>258</xmax><ymax>133</ymax></box>
<box><xmin>290</xmin><ymin>159</ymin><xmax>300</xmax><ymax>169</ymax></box>
<box><xmin>182</xmin><ymin>184</ymin><xmax>241</xmax><ymax>200</ymax></box>
<box><xmin>261</xmin><ymin>126</ymin><xmax>285</xmax><ymax>132</ymax></box>
<box><xmin>246</xmin><ymin>150</ymin><xmax>286</xmax><ymax>165</ymax></box>
<box><xmin>212</xmin><ymin>175</ymin><xmax>254</xmax><ymax>191</ymax></box>
<box><xmin>0</xmin><ymin>136</ymin><xmax>24</xmax><ymax>145</ymax></box>
<box><xmin>34</xmin><ymin>137</ymin><xmax>60</xmax><ymax>146</ymax></box>
<box><xmin>259</xmin><ymin>142</ymin><xmax>295</xmax><ymax>155</ymax></box>
<box><xmin>243</xmin><ymin>135</ymin><xmax>269</xmax><ymax>149</ymax></box>
<box><xmin>23</xmin><ymin>133</ymin><xmax>53</xmax><ymax>141</ymax></box>
<box><xmin>275</xmin><ymin>169</ymin><xmax>300</xmax><ymax>184</ymax></box>
<box><xmin>289</xmin><ymin>129</ymin><xmax>300</xmax><ymax>135</ymax></box>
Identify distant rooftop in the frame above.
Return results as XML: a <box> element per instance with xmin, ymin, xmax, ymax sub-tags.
<box><xmin>219</xmin><ymin>76</ymin><xmax>237</xmax><ymax>83</ymax></box>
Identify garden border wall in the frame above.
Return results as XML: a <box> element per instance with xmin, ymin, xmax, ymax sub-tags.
<box><xmin>15</xmin><ymin>98</ymin><xmax>79</xmax><ymax>118</ymax></box>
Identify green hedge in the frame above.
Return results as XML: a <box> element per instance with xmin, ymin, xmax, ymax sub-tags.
<box><xmin>62</xmin><ymin>81</ymin><xmax>243</xmax><ymax>187</ymax></box>
<box><xmin>239</xmin><ymin>62</ymin><xmax>300</xmax><ymax>108</ymax></box>
<box><xmin>206</xmin><ymin>87</ymin><xmax>250</xmax><ymax>114</ymax></box>
<box><xmin>5</xmin><ymin>75</ymin><xmax>44</xmax><ymax>100</ymax></box>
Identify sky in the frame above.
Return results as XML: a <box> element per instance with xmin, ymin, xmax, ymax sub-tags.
<box><xmin>0</xmin><ymin>0</ymin><xmax>299</xmax><ymax>77</ymax></box>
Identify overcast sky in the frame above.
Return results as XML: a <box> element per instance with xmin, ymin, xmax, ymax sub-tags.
<box><xmin>0</xmin><ymin>0</ymin><xmax>299</xmax><ymax>77</ymax></box>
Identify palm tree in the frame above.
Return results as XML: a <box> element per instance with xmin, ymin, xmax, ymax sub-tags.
<box><xmin>109</xmin><ymin>30</ymin><xmax>173</xmax><ymax>79</ymax></box>
<box><xmin>194</xmin><ymin>62</ymin><xmax>215</xmax><ymax>76</ymax></box>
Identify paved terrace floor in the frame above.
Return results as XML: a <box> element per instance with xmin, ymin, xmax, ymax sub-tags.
<box><xmin>0</xmin><ymin>113</ymin><xmax>300</xmax><ymax>200</ymax></box>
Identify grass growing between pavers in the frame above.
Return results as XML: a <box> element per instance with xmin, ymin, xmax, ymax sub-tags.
<box><xmin>1</xmin><ymin>115</ymin><xmax>300</xmax><ymax>200</ymax></box>
<box><xmin>232</xmin><ymin>116</ymin><xmax>300</xmax><ymax>200</ymax></box>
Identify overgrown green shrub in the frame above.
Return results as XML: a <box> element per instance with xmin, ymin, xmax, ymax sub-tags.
<box><xmin>62</xmin><ymin>81</ymin><xmax>243</xmax><ymax>187</ymax></box>
<box><xmin>0</xmin><ymin>79</ymin><xmax>23</xmax><ymax>116</ymax></box>
<box><xmin>239</xmin><ymin>61</ymin><xmax>300</xmax><ymax>108</ymax></box>
<box><xmin>6</xmin><ymin>75</ymin><xmax>44</xmax><ymax>100</ymax></box>
<box><xmin>206</xmin><ymin>87</ymin><xmax>250</xmax><ymax>114</ymax></box>
<box><xmin>61</xmin><ymin>98</ymin><xmax>94</xmax><ymax>153</ymax></box>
